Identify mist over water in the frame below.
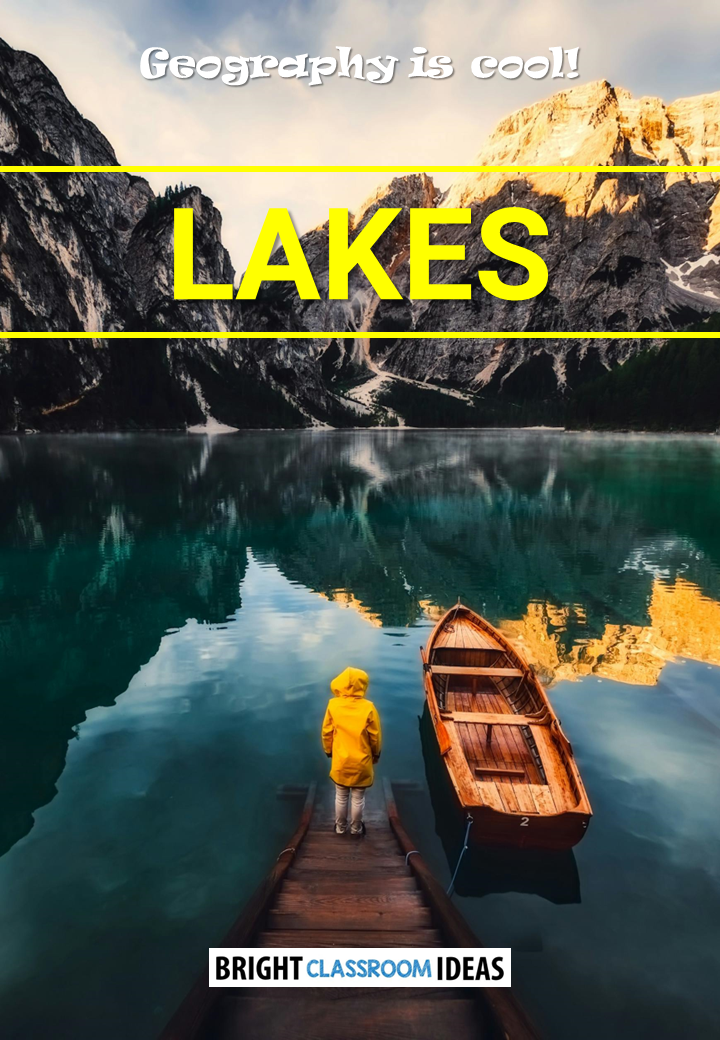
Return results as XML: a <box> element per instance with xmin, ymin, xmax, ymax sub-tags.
<box><xmin>0</xmin><ymin>430</ymin><xmax>719</xmax><ymax>1039</ymax></box>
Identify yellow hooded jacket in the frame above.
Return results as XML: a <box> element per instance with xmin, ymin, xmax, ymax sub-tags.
<box><xmin>322</xmin><ymin>667</ymin><xmax>382</xmax><ymax>788</ymax></box>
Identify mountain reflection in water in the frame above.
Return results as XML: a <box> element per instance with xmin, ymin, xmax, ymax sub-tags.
<box><xmin>0</xmin><ymin>430</ymin><xmax>719</xmax><ymax>1040</ymax></box>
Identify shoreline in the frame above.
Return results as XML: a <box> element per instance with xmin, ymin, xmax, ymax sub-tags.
<box><xmin>2</xmin><ymin>426</ymin><xmax>719</xmax><ymax>438</ymax></box>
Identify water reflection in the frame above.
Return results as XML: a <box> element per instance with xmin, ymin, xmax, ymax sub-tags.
<box><xmin>1</xmin><ymin>430</ymin><xmax>720</xmax><ymax>856</ymax></box>
<box><xmin>0</xmin><ymin>430</ymin><xmax>719</xmax><ymax>1039</ymax></box>
<box><xmin>0</xmin><ymin>435</ymin><xmax>247</xmax><ymax>855</ymax></box>
<box><xmin>499</xmin><ymin>577</ymin><xmax>720</xmax><ymax>686</ymax></box>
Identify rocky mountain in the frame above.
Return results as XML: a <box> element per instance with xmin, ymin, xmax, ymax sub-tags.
<box><xmin>0</xmin><ymin>37</ymin><xmax>342</xmax><ymax>431</ymax></box>
<box><xmin>255</xmin><ymin>81</ymin><xmax>720</xmax><ymax>428</ymax></box>
<box><xmin>1</xmin><ymin>37</ymin><xmax>720</xmax><ymax>430</ymax></box>
<box><xmin>380</xmin><ymin>80</ymin><xmax>720</xmax><ymax>396</ymax></box>
<box><xmin>294</xmin><ymin>80</ymin><xmax>720</xmax><ymax>412</ymax></box>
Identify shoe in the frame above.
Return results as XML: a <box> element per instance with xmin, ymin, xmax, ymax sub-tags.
<box><xmin>350</xmin><ymin>822</ymin><xmax>366</xmax><ymax>837</ymax></box>
<box><xmin>335</xmin><ymin>825</ymin><xmax>348</xmax><ymax>835</ymax></box>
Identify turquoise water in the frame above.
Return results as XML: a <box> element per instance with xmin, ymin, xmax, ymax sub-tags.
<box><xmin>0</xmin><ymin>430</ymin><xmax>719</xmax><ymax>1038</ymax></box>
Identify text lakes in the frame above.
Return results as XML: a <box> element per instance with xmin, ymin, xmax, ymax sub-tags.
<box><xmin>174</xmin><ymin>206</ymin><xmax>549</xmax><ymax>304</ymax></box>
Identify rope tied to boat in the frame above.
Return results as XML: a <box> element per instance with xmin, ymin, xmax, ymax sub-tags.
<box><xmin>405</xmin><ymin>850</ymin><xmax>420</xmax><ymax>866</ymax></box>
<box><xmin>446</xmin><ymin>814</ymin><xmax>474</xmax><ymax>897</ymax></box>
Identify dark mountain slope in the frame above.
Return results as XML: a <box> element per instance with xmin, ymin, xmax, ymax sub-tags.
<box><xmin>0</xmin><ymin>37</ymin><xmax>351</xmax><ymax>431</ymax></box>
<box><xmin>566</xmin><ymin>317</ymin><xmax>720</xmax><ymax>430</ymax></box>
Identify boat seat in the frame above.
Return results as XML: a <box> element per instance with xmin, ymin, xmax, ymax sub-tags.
<box><xmin>427</xmin><ymin>665</ymin><xmax>524</xmax><ymax>677</ymax></box>
<box><xmin>439</xmin><ymin>710</ymin><xmax>547</xmax><ymax>726</ymax></box>
<box><xmin>474</xmin><ymin>766</ymin><xmax>526</xmax><ymax>779</ymax></box>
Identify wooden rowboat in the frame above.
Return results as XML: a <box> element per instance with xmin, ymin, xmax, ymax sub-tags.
<box><xmin>422</xmin><ymin>603</ymin><xmax>591</xmax><ymax>850</ymax></box>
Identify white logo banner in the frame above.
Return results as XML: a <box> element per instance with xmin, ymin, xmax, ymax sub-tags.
<box><xmin>209</xmin><ymin>947</ymin><xmax>511</xmax><ymax>987</ymax></box>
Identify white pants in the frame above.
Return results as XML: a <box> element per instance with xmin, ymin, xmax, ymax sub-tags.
<box><xmin>334</xmin><ymin>783</ymin><xmax>365</xmax><ymax>834</ymax></box>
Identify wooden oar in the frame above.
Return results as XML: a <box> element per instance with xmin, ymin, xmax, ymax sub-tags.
<box><xmin>435</xmin><ymin>714</ymin><xmax>452</xmax><ymax>755</ymax></box>
<box><xmin>421</xmin><ymin>646</ymin><xmax>452</xmax><ymax>755</ymax></box>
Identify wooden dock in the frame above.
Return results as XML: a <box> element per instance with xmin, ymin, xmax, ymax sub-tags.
<box><xmin>159</xmin><ymin>782</ymin><xmax>540</xmax><ymax>1040</ymax></box>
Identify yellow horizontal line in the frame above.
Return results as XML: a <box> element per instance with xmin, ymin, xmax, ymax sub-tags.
<box><xmin>2</xmin><ymin>165</ymin><xmax>720</xmax><ymax>174</ymax></box>
<box><xmin>2</xmin><ymin>331</ymin><xmax>718</xmax><ymax>340</ymax></box>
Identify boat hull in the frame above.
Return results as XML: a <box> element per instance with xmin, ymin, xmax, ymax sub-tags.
<box><xmin>428</xmin><ymin>717</ymin><xmax>590</xmax><ymax>849</ymax></box>
<box><xmin>463</xmin><ymin>804</ymin><xmax>590</xmax><ymax>851</ymax></box>
<box><xmin>420</xmin><ymin>707</ymin><xmax>585</xmax><ymax>881</ymax></box>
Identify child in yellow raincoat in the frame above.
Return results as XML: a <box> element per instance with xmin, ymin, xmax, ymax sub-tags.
<box><xmin>322</xmin><ymin>667</ymin><xmax>382</xmax><ymax>835</ymax></box>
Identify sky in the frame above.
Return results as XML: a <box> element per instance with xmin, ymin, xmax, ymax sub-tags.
<box><xmin>1</xmin><ymin>0</ymin><xmax>720</xmax><ymax>269</ymax></box>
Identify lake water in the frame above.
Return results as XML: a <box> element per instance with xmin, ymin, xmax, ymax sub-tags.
<box><xmin>0</xmin><ymin>430</ymin><xmax>719</xmax><ymax>1039</ymax></box>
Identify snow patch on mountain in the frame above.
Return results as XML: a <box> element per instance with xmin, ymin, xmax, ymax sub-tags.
<box><xmin>664</xmin><ymin>254</ymin><xmax>720</xmax><ymax>306</ymax></box>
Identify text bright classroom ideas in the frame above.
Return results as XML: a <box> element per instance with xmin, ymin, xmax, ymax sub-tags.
<box><xmin>210</xmin><ymin>949</ymin><xmax>512</xmax><ymax>988</ymax></box>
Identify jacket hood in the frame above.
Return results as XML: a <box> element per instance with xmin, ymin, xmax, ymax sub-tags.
<box><xmin>330</xmin><ymin>667</ymin><xmax>369</xmax><ymax>699</ymax></box>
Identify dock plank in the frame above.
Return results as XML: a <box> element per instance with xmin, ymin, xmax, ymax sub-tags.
<box><xmin>274</xmin><ymin>893</ymin><xmax>424</xmax><ymax>913</ymax></box>
<box><xmin>267</xmin><ymin>907</ymin><xmax>434</xmax><ymax>930</ymax></box>
<box><xmin>218</xmin><ymin>991</ymin><xmax>484</xmax><ymax>1040</ymax></box>
<box><xmin>281</xmin><ymin>877</ymin><xmax>418</xmax><ymax>895</ymax></box>
<box><xmin>257</xmin><ymin>929</ymin><xmax>444</xmax><ymax>948</ymax></box>
<box><xmin>302</xmin><ymin>834</ymin><xmax>399</xmax><ymax>848</ymax></box>
<box><xmin>292</xmin><ymin>856</ymin><xmax>408</xmax><ymax>872</ymax></box>
<box><xmin>294</xmin><ymin>841</ymin><xmax>404</xmax><ymax>856</ymax></box>
<box><xmin>286</xmin><ymin>863</ymin><xmax>402</xmax><ymax>876</ymax></box>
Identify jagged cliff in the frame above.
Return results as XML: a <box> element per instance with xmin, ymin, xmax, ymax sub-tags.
<box><xmin>0</xmin><ymin>37</ymin><xmax>344</xmax><ymax>431</ymax></box>
<box><xmin>1</xmin><ymin>37</ymin><xmax>720</xmax><ymax>429</ymax></box>
<box><xmin>380</xmin><ymin>80</ymin><xmax>720</xmax><ymax>394</ymax></box>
